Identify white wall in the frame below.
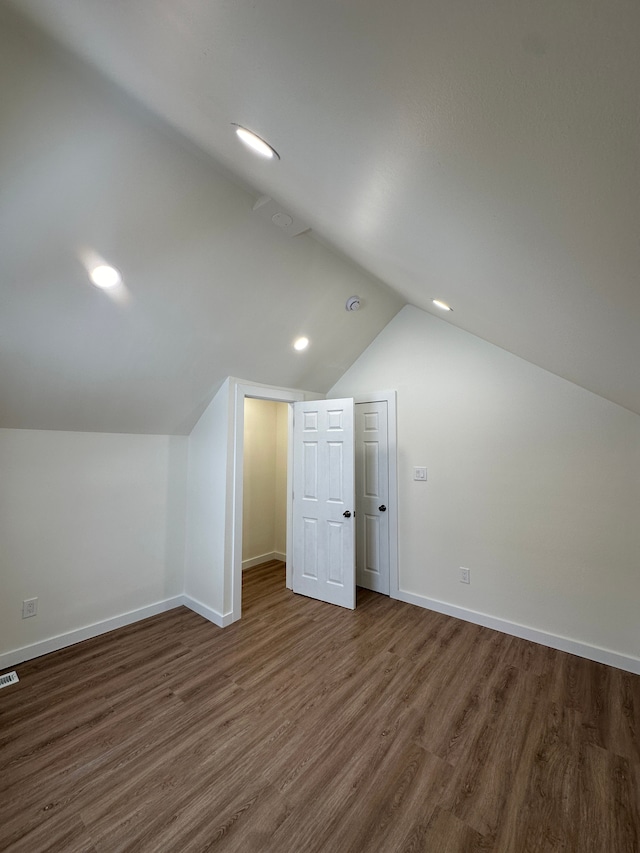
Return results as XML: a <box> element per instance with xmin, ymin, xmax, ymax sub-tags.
<box><xmin>242</xmin><ymin>399</ymin><xmax>287</xmax><ymax>566</ymax></box>
<box><xmin>184</xmin><ymin>379</ymin><xmax>233</xmax><ymax>621</ymax></box>
<box><xmin>0</xmin><ymin>428</ymin><xmax>187</xmax><ymax>665</ymax></box>
<box><xmin>330</xmin><ymin>305</ymin><xmax>640</xmax><ymax>669</ymax></box>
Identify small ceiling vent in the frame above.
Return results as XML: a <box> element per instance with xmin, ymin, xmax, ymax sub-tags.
<box><xmin>0</xmin><ymin>671</ymin><xmax>19</xmax><ymax>689</ymax></box>
<box><xmin>252</xmin><ymin>196</ymin><xmax>310</xmax><ymax>237</ymax></box>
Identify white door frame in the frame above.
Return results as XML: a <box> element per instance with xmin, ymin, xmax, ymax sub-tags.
<box><xmin>230</xmin><ymin>380</ymin><xmax>304</xmax><ymax>622</ymax></box>
<box><xmin>353</xmin><ymin>391</ymin><xmax>399</xmax><ymax>600</ymax></box>
<box><xmin>229</xmin><ymin>382</ymin><xmax>398</xmax><ymax>622</ymax></box>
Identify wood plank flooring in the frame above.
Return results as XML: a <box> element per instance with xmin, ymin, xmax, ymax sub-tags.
<box><xmin>1</xmin><ymin>560</ymin><xmax>639</xmax><ymax>852</ymax></box>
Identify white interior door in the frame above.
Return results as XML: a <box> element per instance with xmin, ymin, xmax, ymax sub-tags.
<box><xmin>292</xmin><ymin>399</ymin><xmax>355</xmax><ymax>609</ymax></box>
<box><xmin>355</xmin><ymin>400</ymin><xmax>390</xmax><ymax>594</ymax></box>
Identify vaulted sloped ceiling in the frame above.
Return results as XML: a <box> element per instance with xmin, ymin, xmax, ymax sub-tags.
<box><xmin>0</xmin><ymin>7</ymin><xmax>403</xmax><ymax>434</ymax></box>
<box><xmin>3</xmin><ymin>0</ymin><xmax>640</xmax><ymax>434</ymax></box>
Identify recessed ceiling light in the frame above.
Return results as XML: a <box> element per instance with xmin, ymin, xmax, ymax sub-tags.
<box><xmin>432</xmin><ymin>299</ymin><xmax>453</xmax><ymax>312</ymax></box>
<box><xmin>233</xmin><ymin>125</ymin><xmax>280</xmax><ymax>160</ymax></box>
<box><xmin>293</xmin><ymin>336</ymin><xmax>309</xmax><ymax>351</ymax></box>
<box><xmin>90</xmin><ymin>264</ymin><xmax>121</xmax><ymax>289</ymax></box>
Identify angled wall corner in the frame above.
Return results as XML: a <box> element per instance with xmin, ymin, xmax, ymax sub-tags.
<box><xmin>184</xmin><ymin>378</ymin><xmax>234</xmax><ymax>623</ymax></box>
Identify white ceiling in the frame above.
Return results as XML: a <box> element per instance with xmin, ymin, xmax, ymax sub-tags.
<box><xmin>3</xmin><ymin>0</ymin><xmax>640</xmax><ymax>433</ymax></box>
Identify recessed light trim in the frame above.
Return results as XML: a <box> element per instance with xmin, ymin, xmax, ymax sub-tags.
<box><xmin>432</xmin><ymin>299</ymin><xmax>453</xmax><ymax>312</ymax></box>
<box><xmin>293</xmin><ymin>336</ymin><xmax>309</xmax><ymax>351</ymax></box>
<box><xmin>90</xmin><ymin>264</ymin><xmax>121</xmax><ymax>289</ymax></box>
<box><xmin>233</xmin><ymin>125</ymin><xmax>280</xmax><ymax>160</ymax></box>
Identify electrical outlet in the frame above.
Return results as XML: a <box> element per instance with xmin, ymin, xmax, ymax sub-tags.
<box><xmin>22</xmin><ymin>598</ymin><xmax>38</xmax><ymax>619</ymax></box>
<box><xmin>460</xmin><ymin>567</ymin><xmax>470</xmax><ymax>585</ymax></box>
<box><xmin>413</xmin><ymin>467</ymin><xmax>427</xmax><ymax>481</ymax></box>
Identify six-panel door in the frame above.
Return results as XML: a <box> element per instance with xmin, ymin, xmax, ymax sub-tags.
<box><xmin>355</xmin><ymin>400</ymin><xmax>390</xmax><ymax>594</ymax></box>
<box><xmin>292</xmin><ymin>399</ymin><xmax>355</xmax><ymax>609</ymax></box>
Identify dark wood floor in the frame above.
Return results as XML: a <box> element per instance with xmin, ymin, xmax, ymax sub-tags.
<box><xmin>1</xmin><ymin>560</ymin><xmax>639</xmax><ymax>852</ymax></box>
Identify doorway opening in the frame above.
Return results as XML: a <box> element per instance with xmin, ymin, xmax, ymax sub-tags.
<box><xmin>229</xmin><ymin>381</ymin><xmax>398</xmax><ymax>622</ymax></box>
<box><xmin>230</xmin><ymin>381</ymin><xmax>303</xmax><ymax>624</ymax></box>
<box><xmin>241</xmin><ymin>397</ymin><xmax>289</xmax><ymax>606</ymax></box>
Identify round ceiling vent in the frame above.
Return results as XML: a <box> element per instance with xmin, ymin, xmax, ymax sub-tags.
<box><xmin>346</xmin><ymin>296</ymin><xmax>361</xmax><ymax>311</ymax></box>
<box><xmin>271</xmin><ymin>212</ymin><xmax>293</xmax><ymax>228</ymax></box>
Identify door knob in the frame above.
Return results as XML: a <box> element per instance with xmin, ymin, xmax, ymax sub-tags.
<box><xmin>379</xmin><ymin>504</ymin><xmax>387</xmax><ymax>512</ymax></box>
<box><xmin>343</xmin><ymin>510</ymin><xmax>352</xmax><ymax>518</ymax></box>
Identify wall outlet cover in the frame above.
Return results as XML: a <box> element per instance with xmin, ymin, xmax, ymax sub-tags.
<box><xmin>22</xmin><ymin>598</ymin><xmax>38</xmax><ymax>618</ymax></box>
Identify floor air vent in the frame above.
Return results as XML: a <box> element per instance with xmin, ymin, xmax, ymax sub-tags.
<box><xmin>0</xmin><ymin>671</ymin><xmax>19</xmax><ymax>689</ymax></box>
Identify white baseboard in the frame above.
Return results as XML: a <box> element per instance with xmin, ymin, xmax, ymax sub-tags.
<box><xmin>182</xmin><ymin>595</ymin><xmax>234</xmax><ymax>627</ymax></box>
<box><xmin>242</xmin><ymin>551</ymin><xmax>286</xmax><ymax>572</ymax></box>
<box><xmin>0</xmin><ymin>596</ymin><xmax>184</xmax><ymax>671</ymax></box>
<box><xmin>0</xmin><ymin>594</ymin><xmax>237</xmax><ymax>671</ymax></box>
<box><xmin>395</xmin><ymin>588</ymin><xmax>640</xmax><ymax>675</ymax></box>
<box><xmin>6</xmin><ymin>584</ymin><xmax>634</xmax><ymax>677</ymax></box>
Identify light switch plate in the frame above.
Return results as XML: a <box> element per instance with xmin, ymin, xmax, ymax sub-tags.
<box><xmin>413</xmin><ymin>467</ymin><xmax>427</xmax><ymax>481</ymax></box>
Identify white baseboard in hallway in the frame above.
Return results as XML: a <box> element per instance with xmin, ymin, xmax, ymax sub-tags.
<box><xmin>242</xmin><ymin>551</ymin><xmax>286</xmax><ymax>571</ymax></box>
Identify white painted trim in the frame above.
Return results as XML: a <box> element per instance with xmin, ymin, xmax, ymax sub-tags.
<box><xmin>242</xmin><ymin>551</ymin><xmax>286</xmax><ymax>571</ymax></box>
<box><xmin>229</xmin><ymin>379</ymin><xmax>305</xmax><ymax>624</ymax></box>
<box><xmin>285</xmin><ymin>401</ymin><xmax>295</xmax><ymax>592</ymax></box>
<box><xmin>353</xmin><ymin>390</ymin><xmax>399</xmax><ymax>600</ymax></box>
<box><xmin>0</xmin><ymin>592</ymin><xmax>241</xmax><ymax>669</ymax></box>
<box><xmin>0</xmin><ymin>596</ymin><xmax>184</xmax><ymax>670</ymax></box>
<box><xmin>182</xmin><ymin>595</ymin><xmax>232</xmax><ymax>627</ymax></box>
<box><xmin>396</xmin><ymin>588</ymin><xmax>640</xmax><ymax>675</ymax></box>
